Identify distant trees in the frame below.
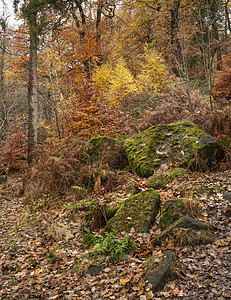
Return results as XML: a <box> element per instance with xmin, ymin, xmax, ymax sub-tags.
<box><xmin>0</xmin><ymin>0</ymin><xmax>228</xmax><ymax>170</ymax></box>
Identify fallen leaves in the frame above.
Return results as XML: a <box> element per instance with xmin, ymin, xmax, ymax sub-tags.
<box><xmin>0</xmin><ymin>171</ymin><xmax>231</xmax><ymax>299</ymax></box>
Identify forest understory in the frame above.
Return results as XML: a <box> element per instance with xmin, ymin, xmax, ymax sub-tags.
<box><xmin>0</xmin><ymin>170</ymin><xmax>230</xmax><ymax>300</ymax></box>
<box><xmin>1</xmin><ymin>0</ymin><xmax>231</xmax><ymax>299</ymax></box>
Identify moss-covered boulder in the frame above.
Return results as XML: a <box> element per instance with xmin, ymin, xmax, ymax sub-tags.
<box><xmin>159</xmin><ymin>198</ymin><xmax>201</xmax><ymax>230</ymax></box>
<box><xmin>144</xmin><ymin>250</ymin><xmax>181</xmax><ymax>292</ymax></box>
<box><xmin>159</xmin><ymin>199</ymin><xmax>186</xmax><ymax>230</ymax></box>
<box><xmin>0</xmin><ymin>175</ymin><xmax>7</xmax><ymax>184</ymax></box>
<box><xmin>87</xmin><ymin>136</ymin><xmax>128</xmax><ymax>169</ymax></box>
<box><xmin>124</xmin><ymin>121</ymin><xmax>223</xmax><ymax>177</ymax></box>
<box><xmin>106</xmin><ymin>189</ymin><xmax>160</xmax><ymax>233</ymax></box>
<box><xmin>147</xmin><ymin>168</ymin><xmax>186</xmax><ymax>189</ymax></box>
<box><xmin>153</xmin><ymin>215</ymin><xmax>216</xmax><ymax>246</ymax></box>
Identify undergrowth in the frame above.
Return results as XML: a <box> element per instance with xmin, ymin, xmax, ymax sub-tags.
<box><xmin>83</xmin><ymin>228</ymin><xmax>136</xmax><ymax>261</ymax></box>
<box><xmin>23</xmin><ymin>137</ymin><xmax>127</xmax><ymax>210</ymax></box>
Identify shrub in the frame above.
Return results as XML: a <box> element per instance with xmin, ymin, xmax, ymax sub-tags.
<box><xmin>0</xmin><ymin>126</ymin><xmax>27</xmax><ymax>173</ymax></box>
<box><xmin>128</xmin><ymin>85</ymin><xmax>231</xmax><ymax>139</ymax></box>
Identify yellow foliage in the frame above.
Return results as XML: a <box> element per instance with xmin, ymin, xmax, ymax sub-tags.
<box><xmin>92</xmin><ymin>62</ymin><xmax>112</xmax><ymax>90</ymax></box>
<box><xmin>136</xmin><ymin>47</ymin><xmax>169</xmax><ymax>93</ymax></box>
<box><xmin>93</xmin><ymin>47</ymin><xmax>169</xmax><ymax>100</ymax></box>
<box><xmin>93</xmin><ymin>58</ymin><xmax>138</xmax><ymax>101</ymax></box>
<box><xmin>108</xmin><ymin>59</ymin><xmax>138</xmax><ymax>98</ymax></box>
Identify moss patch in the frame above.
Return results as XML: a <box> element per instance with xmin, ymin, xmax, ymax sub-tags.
<box><xmin>106</xmin><ymin>189</ymin><xmax>160</xmax><ymax>233</ymax></box>
<box><xmin>147</xmin><ymin>168</ymin><xmax>186</xmax><ymax>189</ymax></box>
<box><xmin>124</xmin><ymin>121</ymin><xmax>223</xmax><ymax>177</ymax></box>
<box><xmin>87</xmin><ymin>136</ymin><xmax>119</xmax><ymax>164</ymax></box>
<box><xmin>86</xmin><ymin>136</ymin><xmax>129</xmax><ymax>170</ymax></box>
<box><xmin>159</xmin><ymin>198</ymin><xmax>202</xmax><ymax>230</ymax></box>
<box><xmin>159</xmin><ymin>199</ymin><xmax>185</xmax><ymax>230</ymax></box>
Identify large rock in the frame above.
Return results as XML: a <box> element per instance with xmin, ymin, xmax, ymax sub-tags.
<box><xmin>87</xmin><ymin>136</ymin><xmax>128</xmax><ymax>169</ymax></box>
<box><xmin>106</xmin><ymin>189</ymin><xmax>160</xmax><ymax>233</ymax></box>
<box><xmin>124</xmin><ymin>121</ymin><xmax>223</xmax><ymax>177</ymax></box>
<box><xmin>144</xmin><ymin>250</ymin><xmax>180</xmax><ymax>292</ymax></box>
<box><xmin>159</xmin><ymin>199</ymin><xmax>186</xmax><ymax>230</ymax></box>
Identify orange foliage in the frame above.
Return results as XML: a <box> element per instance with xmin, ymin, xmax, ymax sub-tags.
<box><xmin>0</xmin><ymin>126</ymin><xmax>27</xmax><ymax>173</ymax></box>
<box><xmin>212</xmin><ymin>53</ymin><xmax>231</xmax><ymax>103</ymax></box>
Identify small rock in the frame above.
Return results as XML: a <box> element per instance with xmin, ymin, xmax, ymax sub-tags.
<box><xmin>86</xmin><ymin>265</ymin><xmax>102</xmax><ymax>276</ymax></box>
<box><xmin>144</xmin><ymin>250</ymin><xmax>180</xmax><ymax>292</ymax></box>
<box><xmin>223</xmin><ymin>192</ymin><xmax>231</xmax><ymax>201</ymax></box>
<box><xmin>0</xmin><ymin>175</ymin><xmax>7</xmax><ymax>184</ymax></box>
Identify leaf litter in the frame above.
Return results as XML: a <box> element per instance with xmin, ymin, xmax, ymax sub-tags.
<box><xmin>0</xmin><ymin>170</ymin><xmax>230</xmax><ymax>299</ymax></box>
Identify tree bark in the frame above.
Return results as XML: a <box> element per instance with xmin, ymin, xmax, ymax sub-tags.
<box><xmin>28</xmin><ymin>21</ymin><xmax>38</xmax><ymax>165</ymax></box>
<box><xmin>0</xmin><ymin>21</ymin><xmax>7</xmax><ymax>139</ymax></box>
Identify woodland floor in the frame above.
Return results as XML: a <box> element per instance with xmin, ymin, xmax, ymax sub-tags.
<box><xmin>0</xmin><ymin>171</ymin><xmax>231</xmax><ymax>299</ymax></box>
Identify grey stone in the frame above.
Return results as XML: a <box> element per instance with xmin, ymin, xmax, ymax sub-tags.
<box><xmin>86</xmin><ymin>265</ymin><xmax>102</xmax><ymax>276</ymax></box>
<box><xmin>0</xmin><ymin>175</ymin><xmax>7</xmax><ymax>184</ymax></box>
<box><xmin>144</xmin><ymin>250</ymin><xmax>180</xmax><ymax>292</ymax></box>
<box><xmin>124</xmin><ymin>121</ymin><xmax>224</xmax><ymax>177</ymax></box>
<box><xmin>223</xmin><ymin>192</ymin><xmax>231</xmax><ymax>201</ymax></box>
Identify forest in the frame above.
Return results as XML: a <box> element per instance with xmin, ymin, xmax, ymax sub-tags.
<box><xmin>0</xmin><ymin>0</ymin><xmax>231</xmax><ymax>299</ymax></box>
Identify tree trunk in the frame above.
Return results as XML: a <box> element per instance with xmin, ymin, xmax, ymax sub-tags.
<box><xmin>0</xmin><ymin>21</ymin><xmax>7</xmax><ymax>139</ymax></box>
<box><xmin>28</xmin><ymin>22</ymin><xmax>38</xmax><ymax>165</ymax></box>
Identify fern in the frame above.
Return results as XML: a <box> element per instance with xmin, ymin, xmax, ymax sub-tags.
<box><xmin>83</xmin><ymin>229</ymin><xmax>136</xmax><ymax>261</ymax></box>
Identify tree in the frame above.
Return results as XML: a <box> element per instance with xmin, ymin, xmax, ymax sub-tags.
<box><xmin>0</xmin><ymin>16</ymin><xmax>8</xmax><ymax>138</ymax></box>
<box><xmin>25</xmin><ymin>2</ymin><xmax>38</xmax><ymax>165</ymax></box>
<box><xmin>13</xmin><ymin>0</ymin><xmax>67</xmax><ymax>164</ymax></box>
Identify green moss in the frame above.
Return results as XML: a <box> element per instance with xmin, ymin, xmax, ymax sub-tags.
<box><xmin>106</xmin><ymin>189</ymin><xmax>160</xmax><ymax>233</ymax></box>
<box><xmin>159</xmin><ymin>199</ymin><xmax>185</xmax><ymax>230</ymax></box>
<box><xmin>124</xmin><ymin>121</ymin><xmax>222</xmax><ymax>177</ymax></box>
<box><xmin>147</xmin><ymin>168</ymin><xmax>186</xmax><ymax>190</ymax></box>
<box><xmin>106</xmin><ymin>207</ymin><xmax>118</xmax><ymax>220</ymax></box>
<box><xmin>87</xmin><ymin>136</ymin><xmax>119</xmax><ymax>163</ymax></box>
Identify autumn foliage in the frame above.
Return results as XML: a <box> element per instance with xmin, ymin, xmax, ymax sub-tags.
<box><xmin>0</xmin><ymin>126</ymin><xmax>27</xmax><ymax>173</ymax></box>
<box><xmin>212</xmin><ymin>53</ymin><xmax>231</xmax><ymax>103</ymax></box>
<box><xmin>1</xmin><ymin>0</ymin><xmax>231</xmax><ymax>174</ymax></box>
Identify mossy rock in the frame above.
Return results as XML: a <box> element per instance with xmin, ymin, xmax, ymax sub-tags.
<box><xmin>86</xmin><ymin>136</ymin><xmax>128</xmax><ymax>169</ymax></box>
<box><xmin>106</xmin><ymin>189</ymin><xmax>160</xmax><ymax>233</ymax></box>
<box><xmin>87</xmin><ymin>136</ymin><xmax>119</xmax><ymax>163</ymax></box>
<box><xmin>153</xmin><ymin>215</ymin><xmax>216</xmax><ymax>246</ymax></box>
<box><xmin>159</xmin><ymin>198</ymin><xmax>202</xmax><ymax>231</ymax></box>
<box><xmin>180</xmin><ymin>183</ymin><xmax>213</xmax><ymax>197</ymax></box>
<box><xmin>159</xmin><ymin>199</ymin><xmax>186</xmax><ymax>230</ymax></box>
<box><xmin>147</xmin><ymin>168</ymin><xmax>186</xmax><ymax>189</ymax></box>
<box><xmin>0</xmin><ymin>175</ymin><xmax>7</xmax><ymax>184</ymax></box>
<box><xmin>124</xmin><ymin>121</ymin><xmax>224</xmax><ymax>177</ymax></box>
<box><xmin>144</xmin><ymin>250</ymin><xmax>181</xmax><ymax>292</ymax></box>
